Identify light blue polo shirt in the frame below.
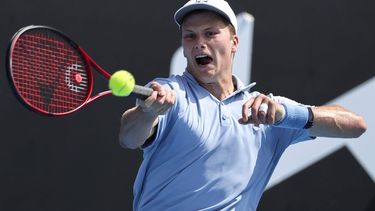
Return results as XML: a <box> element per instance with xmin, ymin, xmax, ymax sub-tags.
<box><xmin>132</xmin><ymin>72</ymin><xmax>312</xmax><ymax>211</ymax></box>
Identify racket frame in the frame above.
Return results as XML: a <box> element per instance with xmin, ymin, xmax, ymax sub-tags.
<box><xmin>6</xmin><ymin>25</ymin><xmax>115</xmax><ymax>116</ymax></box>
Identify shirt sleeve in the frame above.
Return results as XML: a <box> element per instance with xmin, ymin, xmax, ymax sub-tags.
<box><xmin>139</xmin><ymin>76</ymin><xmax>183</xmax><ymax>151</ymax></box>
<box><xmin>271</xmin><ymin>95</ymin><xmax>316</xmax><ymax>145</ymax></box>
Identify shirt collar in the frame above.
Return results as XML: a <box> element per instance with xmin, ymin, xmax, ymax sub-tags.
<box><xmin>232</xmin><ymin>74</ymin><xmax>256</xmax><ymax>93</ymax></box>
<box><xmin>182</xmin><ymin>71</ymin><xmax>256</xmax><ymax>96</ymax></box>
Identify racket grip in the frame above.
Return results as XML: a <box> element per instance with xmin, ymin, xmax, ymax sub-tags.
<box><xmin>133</xmin><ymin>85</ymin><xmax>154</xmax><ymax>97</ymax></box>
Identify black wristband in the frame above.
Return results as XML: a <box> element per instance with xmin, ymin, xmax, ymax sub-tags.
<box><xmin>303</xmin><ymin>107</ymin><xmax>314</xmax><ymax>129</ymax></box>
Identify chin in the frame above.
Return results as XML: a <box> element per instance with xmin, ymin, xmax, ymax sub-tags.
<box><xmin>188</xmin><ymin>64</ymin><xmax>215</xmax><ymax>78</ymax></box>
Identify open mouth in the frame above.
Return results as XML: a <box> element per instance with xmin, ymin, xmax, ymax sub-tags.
<box><xmin>195</xmin><ymin>55</ymin><xmax>213</xmax><ymax>66</ymax></box>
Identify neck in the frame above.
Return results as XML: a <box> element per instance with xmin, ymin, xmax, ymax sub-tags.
<box><xmin>200</xmin><ymin>77</ymin><xmax>236</xmax><ymax>101</ymax></box>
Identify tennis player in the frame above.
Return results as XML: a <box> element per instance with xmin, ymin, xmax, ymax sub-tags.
<box><xmin>119</xmin><ymin>0</ymin><xmax>367</xmax><ymax>210</ymax></box>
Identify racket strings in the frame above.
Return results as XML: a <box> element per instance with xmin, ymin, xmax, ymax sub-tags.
<box><xmin>11</xmin><ymin>29</ymin><xmax>91</xmax><ymax>114</ymax></box>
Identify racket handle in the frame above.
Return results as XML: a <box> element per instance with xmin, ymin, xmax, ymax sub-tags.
<box><xmin>133</xmin><ymin>85</ymin><xmax>154</xmax><ymax>97</ymax></box>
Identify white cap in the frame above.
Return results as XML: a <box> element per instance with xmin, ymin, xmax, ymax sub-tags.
<box><xmin>174</xmin><ymin>0</ymin><xmax>238</xmax><ymax>33</ymax></box>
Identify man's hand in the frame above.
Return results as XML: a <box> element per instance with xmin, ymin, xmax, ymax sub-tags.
<box><xmin>137</xmin><ymin>82</ymin><xmax>176</xmax><ymax>116</ymax></box>
<box><xmin>239</xmin><ymin>94</ymin><xmax>285</xmax><ymax>125</ymax></box>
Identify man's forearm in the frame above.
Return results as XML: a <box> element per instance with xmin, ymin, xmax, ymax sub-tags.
<box><xmin>119</xmin><ymin>106</ymin><xmax>159</xmax><ymax>149</ymax></box>
<box><xmin>309</xmin><ymin>105</ymin><xmax>367</xmax><ymax>138</ymax></box>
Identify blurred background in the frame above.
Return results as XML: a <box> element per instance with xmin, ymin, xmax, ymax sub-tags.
<box><xmin>1</xmin><ymin>0</ymin><xmax>374</xmax><ymax>210</ymax></box>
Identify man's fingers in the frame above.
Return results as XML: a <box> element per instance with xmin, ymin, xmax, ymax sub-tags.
<box><xmin>257</xmin><ymin>103</ymin><xmax>268</xmax><ymax>123</ymax></box>
<box><xmin>241</xmin><ymin>98</ymin><xmax>254</xmax><ymax>123</ymax></box>
<box><xmin>259</xmin><ymin>103</ymin><xmax>268</xmax><ymax>113</ymax></box>
<box><xmin>144</xmin><ymin>91</ymin><xmax>158</xmax><ymax>107</ymax></box>
<box><xmin>240</xmin><ymin>93</ymin><xmax>280</xmax><ymax>125</ymax></box>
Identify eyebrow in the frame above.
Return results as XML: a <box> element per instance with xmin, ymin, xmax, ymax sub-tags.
<box><xmin>182</xmin><ymin>26</ymin><xmax>217</xmax><ymax>33</ymax></box>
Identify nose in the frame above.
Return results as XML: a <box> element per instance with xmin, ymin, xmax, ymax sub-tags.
<box><xmin>194</xmin><ymin>36</ymin><xmax>206</xmax><ymax>50</ymax></box>
<box><xmin>194</xmin><ymin>44</ymin><xmax>205</xmax><ymax>49</ymax></box>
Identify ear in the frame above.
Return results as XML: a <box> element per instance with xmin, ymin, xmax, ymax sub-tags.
<box><xmin>231</xmin><ymin>35</ymin><xmax>239</xmax><ymax>53</ymax></box>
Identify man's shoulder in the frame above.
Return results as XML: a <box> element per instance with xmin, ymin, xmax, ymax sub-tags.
<box><xmin>153</xmin><ymin>73</ymin><xmax>197</xmax><ymax>91</ymax></box>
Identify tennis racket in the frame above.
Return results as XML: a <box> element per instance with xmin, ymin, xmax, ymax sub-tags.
<box><xmin>6</xmin><ymin>25</ymin><xmax>153</xmax><ymax>116</ymax></box>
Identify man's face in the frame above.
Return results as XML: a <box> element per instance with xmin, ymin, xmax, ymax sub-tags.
<box><xmin>181</xmin><ymin>11</ymin><xmax>238</xmax><ymax>85</ymax></box>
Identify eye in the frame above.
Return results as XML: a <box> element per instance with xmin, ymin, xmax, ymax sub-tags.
<box><xmin>205</xmin><ymin>31</ymin><xmax>217</xmax><ymax>37</ymax></box>
<box><xmin>183</xmin><ymin>33</ymin><xmax>196</xmax><ymax>40</ymax></box>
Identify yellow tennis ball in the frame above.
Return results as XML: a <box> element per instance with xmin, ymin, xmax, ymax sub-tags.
<box><xmin>109</xmin><ymin>70</ymin><xmax>135</xmax><ymax>97</ymax></box>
